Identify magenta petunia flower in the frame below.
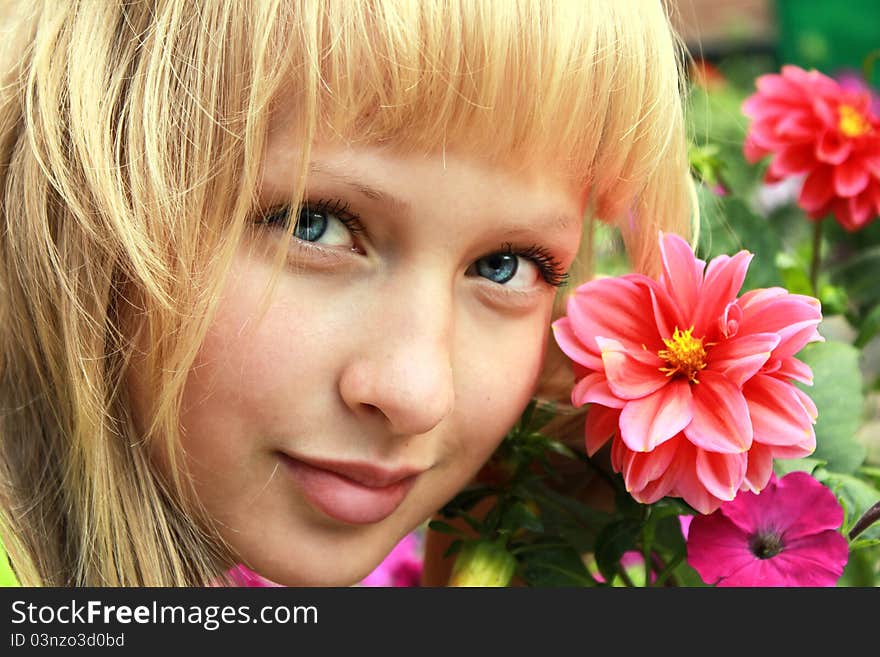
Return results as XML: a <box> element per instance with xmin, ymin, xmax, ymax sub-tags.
<box><xmin>686</xmin><ymin>471</ymin><xmax>849</xmax><ymax>586</ymax></box>
<box><xmin>552</xmin><ymin>232</ymin><xmax>822</xmax><ymax>513</ymax></box>
<box><xmin>225</xmin><ymin>564</ymin><xmax>283</xmax><ymax>587</ymax></box>
<box><xmin>359</xmin><ymin>532</ymin><xmax>423</xmax><ymax>587</ymax></box>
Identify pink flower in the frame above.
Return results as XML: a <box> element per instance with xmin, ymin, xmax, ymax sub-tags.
<box><xmin>835</xmin><ymin>69</ymin><xmax>880</xmax><ymax>117</ymax></box>
<box><xmin>552</xmin><ymin>232</ymin><xmax>822</xmax><ymax>514</ymax></box>
<box><xmin>225</xmin><ymin>564</ymin><xmax>283</xmax><ymax>587</ymax></box>
<box><xmin>742</xmin><ymin>65</ymin><xmax>880</xmax><ymax>231</ymax></box>
<box><xmin>686</xmin><ymin>471</ymin><xmax>849</xmax><ymax>586</ymax></box>
<box><xmin>359</xmin><ymin>532</ymin><xmax>423</xmax><ymax>587</ymax></box>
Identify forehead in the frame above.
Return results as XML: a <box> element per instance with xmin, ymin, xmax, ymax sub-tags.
<box><xmin>263</xmin><ymin>90</ymin><xmax>587</xmax><ymax>209</ymax></box>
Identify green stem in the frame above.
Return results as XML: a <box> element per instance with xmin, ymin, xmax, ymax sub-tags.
<box><xmin>849</xmin><ymin>501</ymin><xmax>880</xmax><ymax>541</ymax></box>
<box><xmin>862</xmin><ymin>49</ymin><xmax>880</xmax><ymax>85</ymax></box>
<box><xmin>617</xmin><ymin>566</ymin><xmax>636</xmax><ymax>588</ymax></box>
<box><xmin>570</xmin><ymin>449</ymin><xmax>625</xmax><ymax>494</ymax></box>
<box><xmin>810</xmin><ymin>218</ymin><xmax>824</xmax><ymax>298</ymax></box>
<box><xmin>641</xmin><ymin>509</ymin><xmax>655</xmax><ymax>588</ymax></box>
<box><xmin>509</xmin><ymin>542</ymin><xmax>570</xmax><ymax>555</ymax></box>
<box><xmin>653</xmin><ymin>552</ymin><xmax>685</xmax><ymax>587</ymax></box>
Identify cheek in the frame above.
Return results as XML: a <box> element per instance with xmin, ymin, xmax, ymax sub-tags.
<box><xmin>172</xmin><ymin>259</ymin><xmax>345</xmax><ymax>515</ymax></box>
<box><xmin>442</xmin><ymin>307</ymin><xmax>552</xmax><ymax>472</ymax></box>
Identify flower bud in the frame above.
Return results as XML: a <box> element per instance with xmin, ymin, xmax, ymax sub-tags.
<box><xmin>448</xmin><ymin>540</ymin><xmax>516</xmax><ymax>587</ymax></box>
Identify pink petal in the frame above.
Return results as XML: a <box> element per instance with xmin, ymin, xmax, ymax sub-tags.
<box><xmin>774</xmin><ymin>356</ymin><xmax>814</xmax><ymax>385</ymax></box>
<box><xmin>769</xmin><ymin>143</ymin><xmax>815</xmax><ymax>177</ymax></box>
<box><xmin>658</xmin><ymin>232</ymin><xmax>704</xmax><ymax>324</ymax></box>
<box><xmin>695</xmin><ymin>449</ymin><xmax>747</xmax><ymax>501</ymax></box>
<box><xmin>779</xmin><ymin>531</ymin><xmax>849</xmax><ymax>583</ymax></box>
<box><xmin>722</xmin><ymin>472</ymin><xmax>843</xmax><ymax>540</ymax></box>
<box><xmin>691</xmin><ymin>251</ymin><xmax>753</xmax><ymax>339</ymax></box>
<box><xmin>736</xmin><ymin>289</ymin><xmax>822</xmax><ymax>360</ymax></box>
<box><xmin>649</xmin><ymin>286</ymin><xmax>677</xmax><ymax>341</ymax></box>
<box><xmin>718</xmin><ymin>301</ymin><xmax>743</xmax><ymax>339</ymax></box>
<box><xmin>772</xmin><ymin>318</ymin><xmax>824</xmax><ymax>360</ymax></box>
<box><xmin>742</xmin><ymin>441</ymin><xmax>774</xmax><ymax>492</ymax></box>
<box><xmin>629</xmin><ymin>437</ymin><xmax>684</xmax><ymax>504</ymax></box>
<box><xmin>686</xmin><ymin>512</ymin><xmax>755</xmax><ymax>584</ymax></box>
<box><xmin>552</xmin><ymin>317</ymin><xmax>604</xmax><ymax>371</ymax></box>
<box><xmin>749</xmin><ymin>552</ymin><xmax>841</xmax><ymax>587</ymax></box>
<box><xmin>684</xmin><ymin>370</ymin><xmax>753</xmax><ymax>453</ymax></box>
<box><xmin>756</xmin><ymin>71</ymin><xmax>802</xmax><ymax>99</ymax></box>
<box><xmin>812</xmin><ymin>95</ymin><xmax>839</xmax><ymax>125</ymax></box>
<box><xmin>716</xmin><ymin>557</ymin><xmax>787</xmax><ymax>586</ymax></box>
<box><xmin>584</xmin><ymin>406</ymin><xmax>620</xmax><ymax>456</ymax></box>
<box><xmin>571</xmin><ymin>372</ymin><xmax>625</xmax><ymax>409</ymax></box>
<box><xmin>799</xmin><ymin>166</ymin><xmax>835</xmax><ymax>212</ymax></box>
<box><xmin>566</xmin><ymin>276</ymin><xmax>662</xmax><ymax>355</ymax></box>
<box><xmin>744</xmin><ymin>374</ymin><xmax>816</xmax><ymax>452</ymax></box>
<box><xmin>792</xmin><ymin>385</ymin><xmax>818</xmax><ymax>421</ymax></box>
<box><xmin>706</xmin><ymin>332</ymin><xmax>779</xmax><ymax>387</ymax></box>
<box><xmin>743</xmin><ymin>135</ymin><xmax>769</xmax><ymax>163</ymax></box>
<box><xmin>672</xmin><ymin>443</ymin><xmax>727</xmax><ymax>514</ymax></box>
<box><xmin>774</xmin><ymin>472</ymin><xmax>845</xmax><ymax>539</ymax></box>
<box><xmin>775</xmin><ymin>113</ymin><xmax>820</xmax><ymax>140</ymax></box>
<box><xmin>834</xmin><ymin>158</ymin><xmax>871</xmax><ymax>197</ymax></box>
<box><xmin>621</xmin><ymin>436</ymin><xmax>681</xmax><ymax>494</ymax></box>
<box><xmin>598</xmin><ymin>337</ymin><xmax>668</xmax><ymax>401</ymax></box>
<box><xmin>618</xmin><ymin>379</ymin><xmax>693</xmax><ymax>452</ymax></box>
<box><xmin>815</xmin><ymin>130</ymin><xmax>852</xmax><ymax>164</ymax></box>
<box><xmin>847</xmin><ymin>192</ymin><xmax>874</xmax><ymax>227</ymax></box>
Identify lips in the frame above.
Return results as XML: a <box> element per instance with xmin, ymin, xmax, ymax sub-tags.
<box><xmin>279</xmin><ymin>453</ymin><xmax>421</xmax><ymax>525</ymax></box>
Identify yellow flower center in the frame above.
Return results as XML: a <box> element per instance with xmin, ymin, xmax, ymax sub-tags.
<box><xmin>657</xmin><ymin>326</ymin><xmax>708</xmax><ymax>383</ymax></box>
<box><xmin>838</xmin><ymin>104</ymin><xmax>871</xmax><ymax>138</ymax></box>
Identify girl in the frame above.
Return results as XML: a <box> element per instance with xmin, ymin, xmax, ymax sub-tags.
<box><xmin>0</xmin><ymin>0</ymin><xmax>693</xmax><ymax>586</ymax></box>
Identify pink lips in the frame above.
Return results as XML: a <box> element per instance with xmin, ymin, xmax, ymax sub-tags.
<box><xmin>279</xmin><ymin>453</ymin><xmax>420</xmax><ymax>525</ymax></box>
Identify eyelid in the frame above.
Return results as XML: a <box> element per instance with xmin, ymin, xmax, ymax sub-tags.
<box><xmin>471</xmin><ymin>278</ymin><xmax>551</xmax><ymax>313</ymax></box>
<box><xmin>496</xmin><ymin>242</ymin><xmax>570</xmax><ymax>288</ymax></box>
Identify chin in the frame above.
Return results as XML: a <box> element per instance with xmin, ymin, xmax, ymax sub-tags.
<box><xmin>258</xmin><ymin>560</ymin><xmax>377</xmax><ymax>587</ymax></box>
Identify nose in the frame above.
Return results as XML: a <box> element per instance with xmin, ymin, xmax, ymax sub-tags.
<box><xmin>337</xmin><ymin>281</ymin><xmax>456</xmax><ymax>437</ymax></box>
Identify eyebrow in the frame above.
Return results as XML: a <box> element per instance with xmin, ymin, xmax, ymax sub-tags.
<box><xmin>307</xmin><ymin>161</ymin><xmax>578</xmax><ymax>234</ymax></box>
<box><xmin>308</xmin><ymin>162</ymin><xmax>411</xmax><ymax>215</ymax></box>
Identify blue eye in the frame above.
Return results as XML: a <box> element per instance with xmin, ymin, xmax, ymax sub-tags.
<box><xmin>257</xmin><ymin>199</ymin><xmax>364</xmax><ymax>248</ymax></box>
<box><xmin>469</xmin><ymin>244</ymin><xmax>568</xmax><ymax>289</ymax></box>
<box><xmin>475</xmin><ymin>253</ymin><xmax>519</xmax><ymax>284</ymax></box>
<box><xmin>294</xmin><ymin>207</ymin><xmax>329</xmax><ymax>242</ymax></box>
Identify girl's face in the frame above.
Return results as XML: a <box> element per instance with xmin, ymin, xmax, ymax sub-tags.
<box><xmin>142</xmin><ymin>106</ymin><xmax>585</xmax><ymax>585</ymax></box>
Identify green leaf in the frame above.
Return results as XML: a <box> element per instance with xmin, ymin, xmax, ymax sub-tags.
<box><xmin>500</xmin><ymin>502</ymin><xmax>544</xmax><ymax>534</ymax></box>
<box><xmin>443</xmin><ymin>539</ymin><xmax>464</xmax><ymax>560</ymax></box>
<box><xmin>855</xmin><ymin>304</ymin><xmax>880</xmax><ymax>349</ymax></box>
<box><xmin>427</xmin><ymin>520</ymin><xmax>462</xmax><ymax>536</ymax></box>
<box><xmin>671</xmin><ymin>560</ymin><xmax>709</xmax><ymax>587</ymax></box>
<box><xmin>773</xmin><ymin>457</ymin><xmax>826</xmax><ymax>477</ymax></box>
<box><xmin>594</xmin><ymin>519</ymin><xmax>641</xmax><ymax>584</ymax></box>
<box><xmin>696</xmin><ymin>187</ymin><xmax>783</xmax><ymax>291</ymax></box>
<box><xmin>796</xmin><ymin>341</ymin><xmax>867</xmax><ymax>474</ymax></box>
<box><xmin>815</xmin><ymin>471</ymin><xmax>880</xmax><ymax>540</ymax></box>
<box><xmin>850</xmin><ymin>538</ymin><xmax>880</xmax><ymax>551</ymax></box>
<box><xmin>439</xmin><ymin>485</ymin><xmax>494</xmax><ymax>516</ymax></box>
<box><xmin>519</xmin><ymin>543</ymin><xmax>596</xmax><ymax>587</ymax></box>
<box><xmin>0</xmin><ymin>537</ymin><xmax>18</xmax><ymax>587</ymax></box>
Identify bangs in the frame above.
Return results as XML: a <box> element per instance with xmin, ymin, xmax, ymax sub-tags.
<box><xmin>284</xmin><ymin>0</ymin><xmax>687</xmax><ymax>220</ymax></box>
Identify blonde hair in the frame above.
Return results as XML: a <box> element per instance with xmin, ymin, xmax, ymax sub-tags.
<box><xmin>0</xmin><ymin>0</ymin><xmax>693</xmax><ymax>586</ymax></box>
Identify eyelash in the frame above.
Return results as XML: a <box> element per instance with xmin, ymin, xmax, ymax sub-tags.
<box><xmin>500</xmin><ymin>242</ymin><xmax>569</xmax><ymax>288</ymax></box>
<box><xmin>254</xmin><ymin>198</ymin><xmax>569</xmax><ymax>288</ymax></box>
<box><xmin>255</xmin><ymin>198</ymin><xmax>366</xmax><ymax>237</ymax></box>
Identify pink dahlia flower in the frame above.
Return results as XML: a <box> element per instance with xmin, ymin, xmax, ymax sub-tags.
<box><xmin>552</xmin><ymin>232</ymin><xmax>822</xmax><ymax>514</ymax></box>
<box><xmin>686</xmin><ymin>471</ymin><xmax>849</xmax><ymax>586</ymax></box>
<box><xmin>742</xmin><ymin>65</ymin><xmax>880</xmax><ymax>231</ymax></box>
